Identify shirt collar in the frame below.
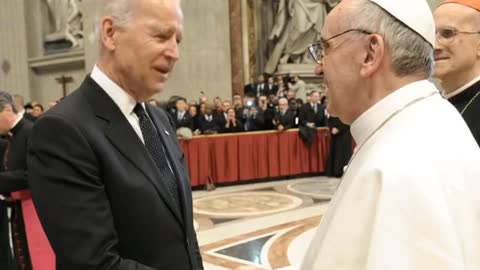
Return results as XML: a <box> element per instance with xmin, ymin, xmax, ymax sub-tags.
<box><xmin>10</xmin><ymin>116</ymin><xmax>23</xmax><ymax>136</ymax></box>
<box><xmin>90</xmin><ymin>65</ymin><xmax>140</xmax><ymax>118</ymax></box>
<box><xmin>445</xmin><ymin>74</ymin><xmax>480</xmax><ymax>99</ymax></box>
<box><xmin>351</xmin><ymin>80</ymin><xmax>439</xmax><ymax>147</ymax></box>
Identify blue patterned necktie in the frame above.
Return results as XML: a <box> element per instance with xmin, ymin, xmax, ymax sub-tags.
<box><xmin>133</xmin><ymin>104</ymin><xmax>181</xmax><ymax>210</ymax></box>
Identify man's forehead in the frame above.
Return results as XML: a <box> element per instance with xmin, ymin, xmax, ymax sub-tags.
<box><xmin>322</xmin><ymin>3</ymin><xmax>351</xmax><ymax>36</ymax></box>
<box><xmin>435</xmin><ymin>3</ymin><xmax>480</xmax><ymax>27</ymax></box>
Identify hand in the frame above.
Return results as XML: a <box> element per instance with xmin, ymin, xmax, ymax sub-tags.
<box><xmin>243</xmin><ymin>108</ymin><xmax>249</xmax><ymax>117</ymax></box>
<box><xmin>251</xmin><ymin>107</ymin><xmax>258</xmax><ymax>116</ymax></box>
<box><xmin>331</xmin><ymin>127</ymin><xmax>339</xmax><ymax>135</ymax></box>
<box><xmin>277</xmin><ymin>124</ymin><xmax>284</xmax><ymax>131</ymax></box>
<box><xmin>306</xmin><ymin>122</ymin><xmax>315</xmax><ymax>128</ymax></box>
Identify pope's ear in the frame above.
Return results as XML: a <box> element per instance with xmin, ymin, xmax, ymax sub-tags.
<box><xmin>360</xmin><ymin>34</ymin><xmax>385</xmax><ymax>78</ymax></box>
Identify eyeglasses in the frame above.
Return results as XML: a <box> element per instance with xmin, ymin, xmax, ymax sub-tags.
<box><xmin>436</xmin><ymin>27</ymin><xmax>480</xmax><ymax>44</ymax></box>
<box><xmin>308</xmin><ymin>29</ymin><xmax>372</xmax><ymax>64</ymax></box>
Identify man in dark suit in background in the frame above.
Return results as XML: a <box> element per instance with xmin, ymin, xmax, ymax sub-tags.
<box><xmin>299</xmin><ymin>90</ymin><xmax>326</xmax><ymax>128</ymax></box>
<box><xmin>0</xmin><ymin>91</ymin><xmax>33</xmax><ymax>270</ymax></box>
<box><xmin>298</xmin><ymin>91</ymin><xmax>326</xmax><ymax>145</ymax></box>
<box><xmin>273</xmin><ymin>98</ymin><xmax>295</xmax><ymax>131</ymax></box>
<box><xmin>171</xmin><ymin>97</ymin><xmax>193</xmax><ymax>130</ymax></box>
<box><xmin>27</xmin><ymin>0</ymin><xmax>203</xmax><ymax>269</ymax></box>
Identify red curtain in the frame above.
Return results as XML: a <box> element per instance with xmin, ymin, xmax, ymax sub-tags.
<box><xmin>180</xmin><ymin>128</ymin><xmax>330</xmax><ymax>187</ymax></box>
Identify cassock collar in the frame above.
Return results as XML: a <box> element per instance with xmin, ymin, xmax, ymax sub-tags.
<box><xmin>448</xmin><ymin>78</ymin><xmax>480</xmax><ymax>106</ymax></box>
<box><xmin>445</xmin><ymin>74</ymin><xmax>480</xmax><ymax>99</ymax></box>
<box><xmin>351</xmin><ymin>80</ymin><xmax>439</xmax><ymax>147</ymax></box>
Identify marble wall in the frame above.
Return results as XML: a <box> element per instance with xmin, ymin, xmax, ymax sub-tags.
<box><xmin>0</xmin><ymin>0</ymin><xmax>30</xmax><ymax>99</ymax></box>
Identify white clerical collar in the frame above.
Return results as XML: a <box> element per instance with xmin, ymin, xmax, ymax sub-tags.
<box><xmin>90</xmin><ymin>65</ymin><xmax>142</xmax><ymax>118</ymax></box>
<box><xmin>10</xmin><ymin>115</ymin><xmax>22</xmax><ymax>131</ymax></box>
<box><xmin>445</xmin><ymin>74</ymin><xmax>480</xmax><ymax>99</ymax></box>
<box><xmin>351</xmin><ymin>80</ymin><xmax>439</xmax><ymax>147</ymax></box>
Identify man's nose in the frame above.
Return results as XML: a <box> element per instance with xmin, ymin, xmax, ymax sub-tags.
<box><xmin>314</xmin><ymin>63</ymin><xmax>324</xmax><ymax>76</ymax></box>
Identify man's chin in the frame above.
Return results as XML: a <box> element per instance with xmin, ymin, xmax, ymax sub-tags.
<box><xmin>433</xmin><ymin>69</ymin><xmax>448</xmax><ymax>81</ymax></box>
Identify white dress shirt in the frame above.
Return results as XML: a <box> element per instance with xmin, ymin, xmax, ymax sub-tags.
<box><xmin>90</xmin><ymin>65</ymin><xmax>145</xmax><ymax>143</ymax></box>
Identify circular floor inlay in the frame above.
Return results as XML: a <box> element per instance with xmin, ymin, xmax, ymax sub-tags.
<box><xmin>193</xmin><ymin>192</ymin><xmax>303</xmax><ymax>218</ymax></box>
<box><xmin>287</xmin><ymin>178</ymin><xmax>340</xmax><ymax>199</ymax></box>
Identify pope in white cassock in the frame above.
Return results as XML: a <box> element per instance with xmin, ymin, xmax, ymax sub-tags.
<box><xmin>299</xmin><ymin>0</ymin><xmax>480</xmax><ymax>269</ymax></box>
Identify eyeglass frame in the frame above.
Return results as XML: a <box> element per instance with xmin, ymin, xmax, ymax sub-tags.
<box><xmin>308</xmin><ymin>29</ymin><xmax>372</xmax><ymax>64</ymax></box>
<box><xmin>436</xmin><ymin>26</ymin><xmax>480</xmax><ymax>44</ymax></box>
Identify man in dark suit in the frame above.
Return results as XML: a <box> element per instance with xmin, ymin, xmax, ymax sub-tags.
<box><xmin>299</xmin><ymin>90</ymin><xmax>327</xmax><ymax>128</ymax></box>
<box><xmin>265</xmin><ymin>76</ymin><xmax>279</xmax><ymax>97</ymax></box>
<box><xmin>0</xmin><ymin>91</ymin><xmax>33</xmax><ymax>270</ymax></box>
<box><xmin>298</xmin><ymin>91</ymin><xmax>326</xmax><ymax>145</ymax></box>
<box><xmin>171</xmin><ymin>97</ymin><xmax>193</xmax><ymax>130</ymax></box>
<box><xmin>27</xmin><ymin>1</ymin><xmax>203</xmax><ymax>269</ymax></box>
<box><xmin>273</xmin><ymin>98</ymin><xmax>295</xmax><ymax>131</ymax></box>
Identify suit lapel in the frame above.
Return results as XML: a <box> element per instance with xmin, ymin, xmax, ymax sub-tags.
<box><xmin>82</xmin><ymin>77</ymin><xmax>184</xmax><ymax>226</ymax></box>
<box><xmin>147</xmin><ymin>106</ymin><xmax>190</xmax><ymax>227</ymax></box>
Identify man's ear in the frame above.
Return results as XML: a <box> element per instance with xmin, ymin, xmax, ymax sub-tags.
<box><xmin>360</xmin><ymin>34</ymin><xmax>385</xmax><ymax>78</ymax></box>
<box><xmin>3</xmin><ymin>104</ymin><xmax>13</xmax><ymax>113</ymax></box>
<box><xmin>100</xmin><ymin>16</ymin><xmax>118</xmax><ymax>51</ymax></box>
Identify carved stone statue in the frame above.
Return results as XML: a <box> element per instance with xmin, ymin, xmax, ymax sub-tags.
<box><xmin>264</xmin><ymin>0</ymin><xmax>339</xmax><ymax>74</ymax></box>
<box><xmin>44</xmin><ymin>0</ymin><xmax>83</xmax><ymax>52</ymax></box>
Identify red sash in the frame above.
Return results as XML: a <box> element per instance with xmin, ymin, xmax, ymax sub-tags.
<box><xmin>10</xmin><ymin>190</ymin><xmax>55</xmax><ymax>270</ymax></box>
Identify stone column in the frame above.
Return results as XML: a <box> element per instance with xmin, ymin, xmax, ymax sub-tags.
<box><xmin>229</xmin><ymin>0</ymin><xmax>244</xmax><ymax>96</ymax></box>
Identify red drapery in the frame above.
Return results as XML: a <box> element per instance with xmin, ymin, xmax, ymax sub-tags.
<box><xmin>180</xmin><ymin>128</ymin><xmax>330</xmax><ymax>187</ymax></box>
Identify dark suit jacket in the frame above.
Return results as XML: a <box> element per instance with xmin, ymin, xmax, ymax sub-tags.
<box><xmin>28</xmin><ymin>76</ymin><xmax>203</xmax><ymax>270</ymax></box>
<box><xmin>273</xmin><ymin>110</ymin><xmax>295</xmax><ymax>130</ymax></box>
<box><xmin>0</xmin><ymin>118</ymin><xmax>32</xmax><ymax>194</ymax></box>
<box><xmin>265</xmin><ymin>84</ymin><xmax>278</xmax><ymax>97</ymax></box>
<box><xmin>198</xmin><ymin>114</ymin><xmax>221</xmax><ymax>134</ymax></box>
<box><xmin>171</xmin><ymin>111</ymin><xmax>193</xmax><ymax>130</ymax></box>
<box><xmin>299</xmin><ymin>103</ymin><xmax>326</xmax><ymax>128</ymax></box>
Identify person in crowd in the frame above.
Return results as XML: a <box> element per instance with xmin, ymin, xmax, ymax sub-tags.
<box><xmin>31</xmin><ymin>104</ymin><xmax>44</xmax><ymax>119</ymax></box>
<box><xmin>188</xmin><ymin>105</ymin><xmax>200</xmax><ymax>133</ymax></box>
<box><xmin>299</xmin><ymin>90</ymin><xmax>326</xmax><ymax>129</ymax></box>
<box><xmin>273</xmin><ymin>98</ymin><xmax>295</xmax><ymax>131</ymax></box>
<box><xmin>198</xmin><ymin>103</ymin><xmax>220</xmax><ymax>134</ymax></box>
<box><xmin>325</xmin><ymin>116</ymin><xmax>353</xmax><ymax>178</ymax></box>
<box><xmin>265</xmin><ymin>76</ymin><xmax>278</xmax><ymax>96</ymax></box>
<box><xmin>288</xmin><ymin>75</ymin><xmax>307</xmax><ymax>101</ymax></box>
<box><xmin>171</xmin><ymin>97</ymin><xmax>193</xmax><ymax>130</ymax></box>
<box><xmin>258</xmin><ymin>94</ymin><xmax>275</xmax><ymax>130</ymax></box>
<box><xmin>240</xmin><ymin>99</ymin><xmax>265</xmax><ymax>131</ymax></box>
<box><xmin>221</xmin><ymin>108</ymin><xmax>244</xmax><ymax>133</ymax></box>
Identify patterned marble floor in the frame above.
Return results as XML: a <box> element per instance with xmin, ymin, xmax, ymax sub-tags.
<box><xmin>193</xmin><ymin>177</ymin><xmax>340</xmax><ymax>270</ymax></box>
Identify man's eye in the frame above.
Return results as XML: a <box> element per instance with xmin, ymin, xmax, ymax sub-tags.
<box><xmin>440</xmin><ymin>29</ymin><xmax>455</xmax><ymax>39</ymax></box>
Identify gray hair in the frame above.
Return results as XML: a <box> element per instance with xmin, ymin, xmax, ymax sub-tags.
<box><xmin>95</xmin><ymin>0</ymin><xmax>134</xmax><ymax>49</ymax></box>
<box><xmin>348</xmin><ymin>0</ymin><xmax>434</xmax><ymax>77</ymax></box>
<box><xmin>0</xmin><ymin>91</ymin><xmax>17</xmax><ymax>113</ymax></box>
<box><xmin>278</xmin><ymin>97</ymin><xmax>288</xmax><ymax>105</ymax></box>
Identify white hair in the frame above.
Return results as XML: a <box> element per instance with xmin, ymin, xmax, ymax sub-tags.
<box><xmin>348</xmin><ymin>0</ymin><xmax>434</xmax><ymax>77</ymax></box>
<box><xmin>93</xmin><ymin>0</ymin><xmax>134</xmax><ymax>50</ymax></box>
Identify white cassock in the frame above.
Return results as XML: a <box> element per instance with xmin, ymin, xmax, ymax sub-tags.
<box><xmin>301</xmin><ymin>80</ymin><xmax>480</xmax><ymax>270</ymax></box>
